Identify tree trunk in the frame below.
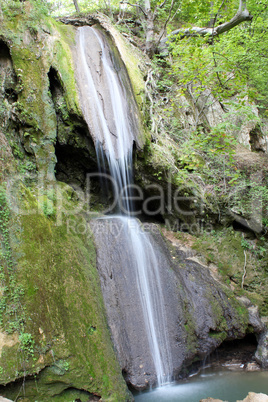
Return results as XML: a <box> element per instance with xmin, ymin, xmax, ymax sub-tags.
<box><xmin>145</xmin><ymin>10</ymin><xmax>155</xmax><ymax>57</ymax></box>
<box><xmin>73</xmin><ymin>0</ymin><xmax>80</xmax><ymax>13</ymax></box>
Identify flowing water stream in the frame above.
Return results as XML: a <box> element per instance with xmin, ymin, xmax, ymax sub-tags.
<box><xmin>134</xmin><ymin>368</ymin><xmax>268</xmax><ymax>401</ymax></box>
<box><xmin>76</xmin><ymin>25</ymin><xmax>172</xmax><ymax>387</ymax></box>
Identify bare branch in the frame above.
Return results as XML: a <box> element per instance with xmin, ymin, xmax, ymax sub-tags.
<box><xmin>152</xmin><ymin>0</ymin><xmax>168</xmax><ymax>20</ymax></box>
<box><xmin>145</xmin><ymin>69</ymin><xmax>158</xmax><ymax>138</ymax></box>
<box><xmin>211</xmin><ymin>0</ymin><xmax>225</xmax><ymax>32</ymax></box>
<box><xmin>120</xmin><ymin>1</ymin><xmax>147</xmax><ymax>17</ymax></box>
<box><xmin>170</xmin><ymin>6</ymin><xmax>181</xmax><ymax>23</ymax></box>
<box><xmin>241</xmin><ymin>249</ymin><xmax>247</xmax><ymax>289</ymax></box>
<box><xmin>158</xmin><ymin>0</ymin><xmax>168</xmax><ymax>10</ymax></box>
<box><xmin>239</xmin><ymin>0</ymin><xmax>246</xmax><ymax>13</ymax></box>
<box><xmin>156</xmin><ymin>0</ymin><xmax>175</xmax><ymax>45</ymax></box>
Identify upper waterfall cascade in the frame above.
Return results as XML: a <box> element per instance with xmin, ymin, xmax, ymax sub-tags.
<box><xmin>75</xmin><ymin>25</ymin><xmax>173</xmax><ymax>387</ymax></box>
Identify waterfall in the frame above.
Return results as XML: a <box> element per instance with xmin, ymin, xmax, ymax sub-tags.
<box><xmin>77</xmin><ymin>26</ymin><xmax>133</xmax><ymax>213</ymax></box>
<box><xmin>76</xmin><ymin>25</ymin><xmax>172</xmax><ymax>387</ymax></box>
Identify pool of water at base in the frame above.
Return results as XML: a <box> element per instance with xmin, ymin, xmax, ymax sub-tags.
<box><xmin>133</xmin><ymin>368</ymin><xmax>268</xmax><ymax>402</ymax></box>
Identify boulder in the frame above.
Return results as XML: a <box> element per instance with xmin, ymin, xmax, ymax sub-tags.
<box><xmin>237</xmin><ymin>297</ymin><xmax>264</xmax><ymax>333</ymax></box>
<box><xmin>237</xmin><ymin>392</ymin><xmax>268</xmax><ymax>402</ymax></box>
<box><xmin>255</xmin><ymin>329</ymin><xmax>268</xmax><ymax>368</ymax></box>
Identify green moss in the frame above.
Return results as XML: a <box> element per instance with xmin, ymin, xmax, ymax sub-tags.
<box><xmin>191</xmin><ymin>227</ymin><xmax>268</xmax><ymax>316</ymax></box>
<box><xmin>181</xmin><ymin>298</ymin><xmax>198</xmax><ymax>355</ymax></box>
<box><xmin>192</xmin><ymin>228</ymin><xmax>246</xmax><ymax>279</ymax></box>
<box><xmin>50</xmin><ymin>21</ymin><xmax>81</xmax><ymax>115</ymax></box>
<box><xmin>52</xmin><ymin>388</ymin><xmax>95</xmax><ymax>402</ymax></box>
<box><xmin>0</xmin><ymin>343</ymin><xmax>20</xmax><ymax>383</ymax></box>
<box><xmin>107</xmin><ymin>21</ymin><xmax>145</xmax><ymax>107</ymax></box>
<box><xmin>0</xmin><ymin>185</ymin><xmax>129</xmax><ymax>400</ymax></box>
<box><xmin>208</xmin><ymin>331</ymin><xmax>226</xmax><ymax>342</ymax></box>
<box><xmin>0</xmin><ymin>7</ymin><xmax>84</xmax><ymax>182</ymax></box>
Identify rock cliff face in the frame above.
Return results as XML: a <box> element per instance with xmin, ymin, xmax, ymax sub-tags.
<box><xmin>91</xmin><ymin>218</ymin><xmax>262</xmax><ymax>389</ymax></box>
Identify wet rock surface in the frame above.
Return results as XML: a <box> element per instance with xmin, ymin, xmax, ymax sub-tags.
<box><xmin>256</xmin><ymin>329</ymin><xmax>268</xmax><ymax>368</ymax></box>
<box><xmin>91</xmin><ymin>219</ymin><xmax>251</xmax><ymax>389</ymax></box>
<box><xmin>73</xmin><ymin>25</ymin><xmax>143</xmax><ymax>157</ymax></box>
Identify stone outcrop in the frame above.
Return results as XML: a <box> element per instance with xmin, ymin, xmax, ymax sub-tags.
<box><xmin>238</xmin><ymin>393</ymin><xmax>268</xmax><ymax>402</ymax></box>
<box><xmin>201</xmin><ymin>394</ymin><xmax>268</xmax><ymax>402</ymax></box>
<box><xmin>255</xmin><ymin>328</ymin><xmax>268</xmax><ymax>368</ymax></box>
<box><xmin>174</xmin><ymin>85</ymin><xmax>268</xmax><ymax>154</ymax></box>
<box><xmin>91</xmin><ymin>218</ymin><xmax>251</xmax><ymax>389</ymax></box>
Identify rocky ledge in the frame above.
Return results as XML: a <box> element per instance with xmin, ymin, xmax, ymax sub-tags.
<box><xmin>201</xmin><ymin>392</ymin><xmax>268</xmax><ymax>402</ymax></box>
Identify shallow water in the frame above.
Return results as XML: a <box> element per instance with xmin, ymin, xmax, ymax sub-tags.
<box><xmin>134</xmin><ymin>368</ymin><xmax>268</xmax><ymax>401</ymax></box>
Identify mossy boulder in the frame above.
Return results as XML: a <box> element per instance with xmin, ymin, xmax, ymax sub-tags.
<box><xmin>0</xmin><ymin>180</ymin><xmax>131</xmax><ymax>400</ymax></box>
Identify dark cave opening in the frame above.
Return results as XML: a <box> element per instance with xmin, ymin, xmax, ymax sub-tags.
<box><xmin>0</xmin><ymin>40</ymin><xmax>18</xmax><ymax>102</ymax></box>
<box><xmin>54</xmin><ymin>129</ymin><xmax>167</xmax><ymax>222</ymax></box>
<box><xmin>0</xmin><ymin>40</ymin><xmax>11</xmax><ymax>59</ymax></box>
<box><xmin>232</xmin><ymin>220</ymin><xmax>256</xmax><ymax>238</ymax></box>
<box><xmin>48</xmin><ymin>66</ymin><xmax>63</xmax><ymax>99</ymax></box>
<box><xmin>208</xmin><ymin>333</ymin><xmax>258</xmax><ymax>367</ymax></box>
<box><xmin>178</xmin><ymin>333</ymin><xmax>259</xmax><ymax>381</ymax></box>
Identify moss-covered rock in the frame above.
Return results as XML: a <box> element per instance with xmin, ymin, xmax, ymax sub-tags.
<box><xmin>0</xmin><ymin>4</ymin><xmax>131</xmax><ymax>400</ymax></box>
<box><xmin>0</xmin><ymin>181</ymin><xmax>130</xmax><ymax>400</ymax></box>
<box><xmin>0</xmin><ymin>1</ymin><xmax>84</xmax><ymax>181</ymax></box>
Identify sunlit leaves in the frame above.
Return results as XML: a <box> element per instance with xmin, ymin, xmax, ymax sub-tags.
<box><xmin>46</xmin><ymin>0</ymin><xmax>120</xmax><ymax>16</ymax></box>
<box><xmin>169</xmin><ymin>0</ymin><xmax>268</xmax><ymax>111</ymax></box>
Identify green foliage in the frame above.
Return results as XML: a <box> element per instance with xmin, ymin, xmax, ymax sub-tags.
<box><xmin>176</xmin><ymin>0</ymin><xmax>238</xmax><ymax>29</ymax></box>
<box><xmin>191</xmin><ymin>228</ymin><xmax>268</xmax><ymax>316</ymax></box>
<box><xmin>0</xmin><ymin>0</ymin><xmax>24</xmax><ymax>19</ymax></box>
<box><xmin>47</xmin><ymin>0</ymin><xmax>120</xmax><ymax>17</ymax></box>
<box><xmin>1</xmin><ymin>0</ymin><xmax>50</xmax><ymax>29</ymax></box>
<box><xmin>170</xmin><ymin>34</ymin><xmax>246</xmax><ymax>102</ymax></box>
<box><xmin>19</xmin><ymin>332</ymin><xmax>35</xmax><ymax>359</ymax></box>
<box><xmin>169</xmin><ymin>0</ymin><xmax>268</xmax><ymax>109</ymax></box>
<box><xmin>0</xmin><ymin>186</ymin><xmax>26</xmax><ymax>333</ymax></box>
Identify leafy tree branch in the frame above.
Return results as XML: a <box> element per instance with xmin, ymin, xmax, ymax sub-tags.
<box><xmin>160</xmin><ymin>0</ymin><xmax>253</xmax><ymax>54</ymax></box>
